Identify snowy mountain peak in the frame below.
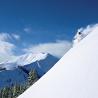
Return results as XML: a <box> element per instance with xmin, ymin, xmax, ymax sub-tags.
<box><xmin>0</xmin><ymin>52</ymin><xmax>56</xmax><ymax>70</ymax></box>
<box><xmin>17</xmin><ymin>52</ymin><xmax>49</xmax><ymax>66</ymax></box>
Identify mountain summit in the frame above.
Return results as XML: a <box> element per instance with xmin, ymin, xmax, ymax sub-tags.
<box><xmin>0</xmin><ymin>52</ymin><xmax>58</xmax><ymax>70</ymax></box>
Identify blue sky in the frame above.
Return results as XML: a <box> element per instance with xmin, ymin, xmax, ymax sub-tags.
<box><xmin>0</xmin><ymin>0</ymin><xmax>98</xmax><ymax>60</ymax></box>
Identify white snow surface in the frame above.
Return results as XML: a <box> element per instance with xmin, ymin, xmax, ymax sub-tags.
<box><xmin>18</xmin><ymin>26</ymin><xmax>98</xmax><ymax>98</ymax></box>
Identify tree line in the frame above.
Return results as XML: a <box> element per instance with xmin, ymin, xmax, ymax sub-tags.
<box><xmin>0</xmin><ymin>69</ymin><xmax>39</xmax><ymax>98</ymax></box>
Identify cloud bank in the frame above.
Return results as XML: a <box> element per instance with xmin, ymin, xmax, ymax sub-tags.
<box><xmin>0</xmin><ymin>23</ymin><xmax>98</xmax><ymax>63</ymax></box>
<box><xmin>23</xmin><ymin>40</ymin><xmax>72</xmax><ymax>58</ymax></box>
<box><xmin>0</xmin><ymin>33</ymin><xmax>20</xmax><ymax>63</ymax></box>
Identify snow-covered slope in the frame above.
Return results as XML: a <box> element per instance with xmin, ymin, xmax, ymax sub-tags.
<box><xmin>18</xmin><ymin>26</ymin><xmax>98</xmax><ymax>98</ymax></box>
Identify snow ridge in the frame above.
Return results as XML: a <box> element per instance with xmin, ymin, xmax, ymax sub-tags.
<box><xmin>0</xmin><ymin>52</ymin><xmax>49</xmax><ymax>70</ymax></box>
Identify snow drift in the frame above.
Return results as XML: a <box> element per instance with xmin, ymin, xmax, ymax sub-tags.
<box><xmin>18</xmin><ymin>24</ymin><xmax>98</xmax><ymax>98</ymax></box>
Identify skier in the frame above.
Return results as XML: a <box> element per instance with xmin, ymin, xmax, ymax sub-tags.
<box><xmin>73</xmin><ymin>32</ymin><xmax>83</xmax><ymax>46</ymax></box>
<box><xmin>77</xmin><ymin>32</ymin><xmax>82</xmax><ymax>42</ymax></box>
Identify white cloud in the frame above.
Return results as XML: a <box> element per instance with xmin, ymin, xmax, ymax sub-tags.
<box><xmin>0</xmin><ymin>41</ymin><xmax>15</xmax><ymax>56</ymax></box>
<box><xmin>0</xmin><ymin>32</ymin><xmax>11</xmax><ymax>41</ymax></box>
<box><xmin>0</xmin><ymin>32</ymin><xmax>20</xmax><ymax>41</ymax></box>
<box><xmin>24</xmin><ymin>27</ymin><xmax>32</xmax><ymax>33</ymax></box>
<box><xmin>0</xmin><ymin>41</ymin><xmax>16</xmax><ymax>63</ymax></box>
<box><xmin>12</xmin><ymin>34</ymin><xmax>20</xmax><ymax>40</ymax></box>
<box><xmin>0</xmin><ymin>33</ymin><xmax>18</xmax><ymax>63</ymax></box>
<box><xmin>23</xmin><ymin>40</ymin><xmax>72</xmax><ymax>58</ymax></box>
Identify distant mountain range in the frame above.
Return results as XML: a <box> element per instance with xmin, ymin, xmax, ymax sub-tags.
<box><xmin>0</xmin><ymin>52</ymin><xmax>58</xmax><ymax>88</ymax></box>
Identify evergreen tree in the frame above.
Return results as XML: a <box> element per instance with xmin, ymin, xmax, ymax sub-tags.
<box><xmin>0</xmin><ymin>89</ymin><xmax>3</xmax><ymax>98</ymax></box>
<box><xmin>28</xmin><ymin>69</ymin><xmax>38</xmax><ymax>87</ymax></box>
<box><xmin>13</xmin><ymin>84</ymin><xmax>20</xmax><ymax>97</ymax></box>
<box><xmin>7</xmin><ymin>87</ymin><xmax>13</xmax><ymax>98</ymax></box>
<box><xmin>2</xmin><ymin>87</ymin><xmax>9</xmax><ymax>98</ymax></box>
<box><xmin>0</xmin><ymin>69</ymin><xmax>39</xmax><ymax>98</ymax></box>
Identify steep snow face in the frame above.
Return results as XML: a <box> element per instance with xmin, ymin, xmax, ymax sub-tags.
<box><xmin>18</xmin><ymin>25</ymin><xmax>98</xmax><ymax>98</ymax></box>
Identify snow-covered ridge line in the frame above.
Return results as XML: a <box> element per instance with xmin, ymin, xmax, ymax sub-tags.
<box><xmin>17</xmin><ymin>52</ymin><xmax>48</xmax><ymax>66</ymax></box>
<box><xmin>0</xmin><ymin>52</ymin><xmax>49</xmax><ymax>70</ymax></box>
